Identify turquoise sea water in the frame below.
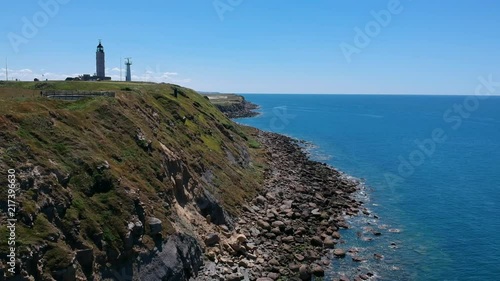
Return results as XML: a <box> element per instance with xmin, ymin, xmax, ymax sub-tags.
<box><xmin>237</xmin><ymin>94</ymin><xmax>500</xmax><ymax>281</ymax></box>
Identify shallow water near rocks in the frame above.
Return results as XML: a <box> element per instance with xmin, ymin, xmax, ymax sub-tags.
<box><xmin>237</xmin><ymin>94</ymin><xmax>500</xmax><ymax>281</ymax></box>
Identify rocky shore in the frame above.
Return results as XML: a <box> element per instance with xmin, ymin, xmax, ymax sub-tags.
<box><xmin>196</xmin><ymin>131</ymin><xmax>376</xmax><ymax>281</ymax></box>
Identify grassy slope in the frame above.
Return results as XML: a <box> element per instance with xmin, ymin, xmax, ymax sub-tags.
<box><xmin>0</xmin><ymin>81</ymin><xmax>265</xmax><ymax>278</ymax></box>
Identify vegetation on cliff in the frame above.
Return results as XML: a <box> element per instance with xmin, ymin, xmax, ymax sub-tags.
<box><xmin>0</xmin><ymin>81</ymin><xmax>265</xmax><ymax>280</ymax></box>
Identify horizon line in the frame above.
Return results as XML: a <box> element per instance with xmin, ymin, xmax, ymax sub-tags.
<box><xmin>234</xmin><ymin>92</ymin><xmax>500</xmax><ymax>96</ymax></box>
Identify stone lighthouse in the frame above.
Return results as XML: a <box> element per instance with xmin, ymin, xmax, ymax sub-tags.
<box><xmin>96</xmin><ymin>40</ymin><xmax>105</xmax><ymax>79</ymax></box>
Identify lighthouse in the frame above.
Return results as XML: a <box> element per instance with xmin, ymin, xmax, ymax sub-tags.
<box><xmin>96</xmin><ymin>40</ymin><xmax>105</xmax><ymax>79</ymax></box>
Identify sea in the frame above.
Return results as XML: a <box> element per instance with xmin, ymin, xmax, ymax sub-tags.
<box><xmin>236</xmin><ymin>94</ymin><xmax>500</xmax><ymax>281</ymax></box>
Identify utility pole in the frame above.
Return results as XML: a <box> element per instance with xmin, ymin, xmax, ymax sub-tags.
<box><xmin>5</xmin><ymin>57</ymin><xmax>8</xmax><ymax>81</ymax></box>
<box><xmin>120</xmin><ymin>57</ymin><xmax>122</xmax><ymax>81</ymax></box>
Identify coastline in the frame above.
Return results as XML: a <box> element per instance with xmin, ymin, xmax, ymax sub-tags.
<box><xmin>196</xmin><ymin>130</ymin><xmax>376</xmax><ymax>281</ymax></box>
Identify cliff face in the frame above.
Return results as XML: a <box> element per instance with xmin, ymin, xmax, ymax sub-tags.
<box><xmin>0</xmin><ymin>82</ymin><xmax>264</xmax><ymax>280</ymax></box>
<box><xmin>204</xmin><ymin>94</ymin><xmax>259</xmax><ymax>118</ymax></box>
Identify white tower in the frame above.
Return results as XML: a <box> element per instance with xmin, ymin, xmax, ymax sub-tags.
<box><xmin>125</xmin><ymin>58</ymin><xmax>132</xmax><ymax>82</ymax></box>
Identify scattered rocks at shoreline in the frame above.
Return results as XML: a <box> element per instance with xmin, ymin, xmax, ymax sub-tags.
<box><xmin>196</xmin><ymin>131</ymin><xmax>373</xmax><ymax>280</ymax></box>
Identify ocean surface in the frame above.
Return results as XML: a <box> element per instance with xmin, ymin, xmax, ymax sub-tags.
<box><xmin>236</xmin><ymin>94</ymin><xmax>500</xmax><ymax>281</ymax></box>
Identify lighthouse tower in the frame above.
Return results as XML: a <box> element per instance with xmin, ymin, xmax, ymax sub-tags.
<box><xmin>96</xmin><ymin>40</ymin><xmax>105</xmax><ymax>79</ymax></box>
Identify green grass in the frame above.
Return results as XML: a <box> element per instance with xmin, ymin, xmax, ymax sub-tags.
<box><xmin>248</xmin><ymin>138</ymin><xmax>261</xmax><ymax>149</ymax></box>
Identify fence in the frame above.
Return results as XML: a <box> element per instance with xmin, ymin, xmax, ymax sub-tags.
<box><xmin>41</xmin><ymin>90</ymin><xmax>115</xmax><ymax>101</ymax></box>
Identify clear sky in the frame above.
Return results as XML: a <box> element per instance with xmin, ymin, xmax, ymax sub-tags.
<box><xmin>1</xmin><ymin>0</ymin><xmax>499</xmax><ymax>94</ymax></box>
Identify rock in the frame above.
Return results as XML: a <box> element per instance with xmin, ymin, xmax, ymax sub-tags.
<box><xmin>97</xmin><ymin>160</ymin><xmax>110</xmax><ymax>171</ymax></box>
<box><xmin>137</xmin><ymin>233</ymin><xmax>203</xmax><ymax>280</ymax></box>
<box><xmin>352</xmin><ymin>255</ymin><xmax>364</xmax><ymax>262</ymax></box>
<box><xmin>249</xmin><ymin>227</ymin><xmax>261</xmax><ymax>237</ymax></box>
<box><xmin>256</xmin><ymin>278</ymin><xmax>273</xmax><ymax>281</ymax></box>
<box><xmin>359</xmin><ymin>274</ymin><xmax>370</xmax><ymax>280</ymax></box>
<box><xmin>269</xmin><ymin>258</ymin><xmax>280</xmax><ymax>266</ymax></box>
<box><xmin>323</xmin><ymin>236</ymin><xmax>336</xmax><ymax>248</ymax></box>
<box><xmin>333</xmin><ymin>249</ymin><xmax>346</xmax><ymax>258</ymax></box>
<box><xmin>75</xmin><ymin>249</ymin><xmax>93</xmax><ymax>270</ymax></box>
<box><xmin>294</xmin><ymin>254</ymin><xmax>305</xmax><ymax>262</ymax></box>
<box><xmin>226</xmin><ymin>273</ymin><xmax>244</xmax><ymax>281</ymax></box>
<box><xmin>271</xmin><ymin>227</ymin><xmax>281</xmax><ymax>234</ymax></box>
<box><xmin>306</xmin><ymin>250</ymin><xmax>320</xmax><ymax>261</ymax></box>
<box><xmin>332</xmin><ymin>231</ymin><xmax>341</xmax><ymax>239</ymax></box>
<box><xmin>133</xmin><ymin>221</ymin><xmax>143</xmax><ymax>234</ymax></box>
<box><xmin>310</xmin><ymin>236</ymin><xmax>323</xmax><ymax>247</ymax></box>
<box><xmin>282</xmin><ymin>236</ymin><xmax>295</xmax><ymax>244</ymax></box>
<box><xmin>228</xmin><ymin>234</ymin><xmax>248</xmax><ymax>253</ymax></box>
<box><xmin>271</xmin><ymin>221</ymin><xmax>285</xmax><ymax>229</ymax></box>
<box><xmin>311</xmin><ymin>264</ymin><xmax>325</xmax><ymax>277</ymax></box>
<box><xmin>245</xmin><ymin>243</ymin><xmax>257</xmax><ymax>251</ymax></box>
<box><xmin>53</xmin><ymin>264</ymin><xmax>76</xmax><ymax>281</ymax></box>
<box><xmin>289</xmin><ymin>263</ymin><xmax>300</xmax><ymax>272</ymax></box>
<box><xmin>265</xmin><ymin>233</ymin><xmax>276</xmax><ymax>239</ymax></box>
<box><xmin>124</xmin><ymin>231</ymin><xmax>134</xmax><ymax>249</ymax></box>
<box><xmin>205</xmin><ymin>233</ymin><xmax>220</xmax><ymax>247</ymax></box>
<box><xmin>148</xmin><ymin>217</ymin><xmax>162</xmax><ymax>235</ymax></box>
<box><xmin>311</xmin><ymin>208</ymin><xmax>321</xmax><ymax>216</ymax></box>
<box><xmin>257</xmin><ymin>220</ymin><xmax>271</xmax><ymax>230</ymax></box>
<box><xmin>299</xmin><ymin>264</ymin><xmax>311</xmax><ymax>281</ymax></box>
<box><xmin>265</xmin><ymin>192</ymin><xmax>276</xmax><ymax>201</ymax></box>
<box><xmin>256</xmin><ymin>195</ymin><xmax>267</xmax><ymax>205</ymax></box>
<box><xmin>206</xmin><ymin>251</ymin><xmax>216</xmax><ymax>261</ymax></box>
<box><xmin>268</xmin><ymin>272</ymin><xmax>280</xmax><ymax>280</ymax></box>
<box><xmin>238</xmin><ymin>259</ymin><xmax>251</xmax><ymax>268</ymax></box>
<box><xmin>220</xmin><ymin>256</ymin><xmax>233</xmax><ymax>265</ymax></box>
<box><xmin>235</xmin><ymin>234</ymin><xmax>247</xmax><ymax>243</ymax></box>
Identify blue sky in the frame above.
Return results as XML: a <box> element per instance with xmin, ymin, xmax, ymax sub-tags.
<box><xmin>1</xmin><ymin>0</ymin><xmax>499</xmax><ymax>94</ymax></box>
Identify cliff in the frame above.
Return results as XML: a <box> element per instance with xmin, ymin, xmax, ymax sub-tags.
<box><xmin>203</xmin><ymin>94</ymin><xmax>259</xmax><ymax>118</ymax></box>
<box><xmin>0</xmin><ymin>81</ymin><xmax>265</xmax><ymax>280</ymax></box>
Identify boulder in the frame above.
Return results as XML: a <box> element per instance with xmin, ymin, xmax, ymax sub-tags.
<box><xmin>148</xmin><ymin>217</ymin><xmax>162</xmax><ymax>235</ymax></box>
<box><xmin>75</xmin><ymin>249</ymin><xmax>94</xmax><ymax>270</ymax></box>
<box><xmin>204</xmin><ymin>233</ymin><xmax>220</xmax><ymax>247</ymax></box>
<box><xmin>310</xmin><ymin>236</ymin><xmax>323</xmax><ymax>247</ymax></box>
<box><xmin>228</xmin><ymin>234</ymin><xmax>247</xmax><ymax>253</ymax></box>
<box><xmin>323</xmin><ymin>236</ymin><xmax>336</xmax><ymax>248</ymax></box>
<box><xmin>257</xmin><ymin>220</ymin><xmax>271</xmax><ymax>230</ymax></box>
<box><xmin>137</xmin><ymin>233</ymin><xmax>203</xmax><ymax>281</ymax></box>
<box><xmin>256</xmin><ymin>195</ymin><xmax>267</xmax><ymax>205</ymax></box>
<box><xmin>299</xmin><ymin>264</ymin><xmax>311</xmax><ymax>281</ymax></box>
<box><xmin>267</xmin><ymin>272</ymin><xmax>280</xmax><ymax>280</ymax></box>
<box><xmin>271</xmin><ymin>221</ymin><xmax>285</xmax><ymax>229</ymax></box>
<box><xmin>226</xmin><ymin>273</ymin><xmax>244</xmax><ymax>281</ymax></box>
<box><xmin>333</xmin><ymin>248</ymin><xmax>346</xmax><ymax>258</ymax></box>
<box><xmin>311</xmin><ymin>264</ymin><xmax>325</xmax><ymax>277</ymax></box>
